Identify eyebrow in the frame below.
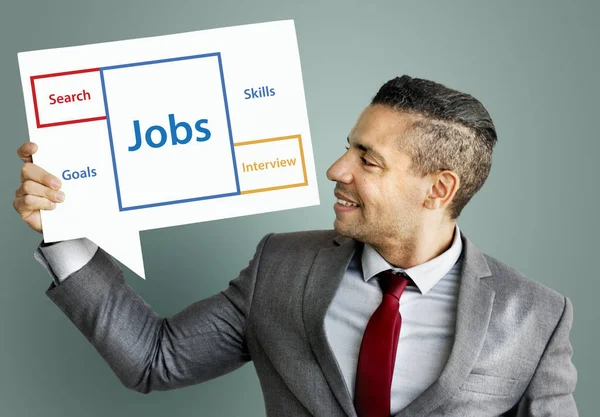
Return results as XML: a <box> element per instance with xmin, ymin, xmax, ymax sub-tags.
<box><xmin>347</xmin><ymin>136</ymin><xmax>386</xmax><ymax>165</ymax></box>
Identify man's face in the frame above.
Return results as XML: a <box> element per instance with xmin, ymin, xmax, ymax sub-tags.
<box><xmin>326</xmin><ymin>105</ymin><xmax>431</xmax><ymax>247</ymax></box>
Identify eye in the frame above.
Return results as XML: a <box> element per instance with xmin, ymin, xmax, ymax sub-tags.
<box><xmin>345</xmin><ymin>145</ymin><xmax>376</xmax><ymax>167</ymax></box>
<box><xmin>361</xmin><ymin>157</ymin><xmax>376</xmax><ymax>167</ymax></box>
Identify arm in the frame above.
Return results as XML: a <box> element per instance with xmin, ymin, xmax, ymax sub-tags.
<box><xmin>514</xmin><ymin>297</ymin><xmax>578</xmax><ymax>416</ymax></box>
<box><xmin>44</xmin><ymin>233</ymin><xmax>272</xmax><ymax>393</ymax></box>
<box><xmin>14</xmin><ymin>142</ymin><xmax>265</xmax><ymax>393</ymax></box>
<box><xmin>34</xmin><ymin>238</ymin><xmax>98</xmax><ymax>285</ymax></box>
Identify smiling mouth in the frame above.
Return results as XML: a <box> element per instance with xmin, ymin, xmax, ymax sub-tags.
<box><xmin>336</xmin><ymin>198</ymin><xmax>359</xmax><ymax>207</ymax></box>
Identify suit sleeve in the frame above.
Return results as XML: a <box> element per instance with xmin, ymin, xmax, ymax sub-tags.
<box><xmin>515</xmin><ymin>296</ymin><xmax>579</xmax><ymax>416</ymax></box>
<box><xmin>34</xmin><ymin>238</ymin><xmax>99</xmax><ymax>284</ymax></box>
<box><xmin>45</xmin><ymin>233</ymin><xmax>272</xmax><ymax>393</ymax></box>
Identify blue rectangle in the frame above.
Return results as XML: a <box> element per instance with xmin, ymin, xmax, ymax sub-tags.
<box><xmin>99</xmin><ymin>52</ymin><xmax>240</xmax><ymax>211</ymax></box>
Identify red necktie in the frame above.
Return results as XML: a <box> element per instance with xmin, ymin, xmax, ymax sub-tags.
<box><xmin>354</xmin><ymin>270</ymin><xmax>411</xmax><ymax>417</ymax></box>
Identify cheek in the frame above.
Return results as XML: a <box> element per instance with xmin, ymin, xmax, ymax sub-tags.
<box><xmin>356</xmin><ymin>178</ymin><xmax>382</xmax><ymax>206</ymax></box>
<box><xmin>381</xmin><ymin>182</ymin><xmax>419</xmax><ymax>213</ymax></box>
<box><xmin>361</xmin><ymin>181</ymin><xmax>398</xmax><ymax>212</ymax></box>
<box><xmin>403</xmin><ymin>183</ymin><xmax>427</xmax><ymax>213</ymax></box>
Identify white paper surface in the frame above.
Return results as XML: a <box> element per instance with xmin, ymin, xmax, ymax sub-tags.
<box><xmin>18</xmin><ymin>20</ymin><xmax>319</xmax><ymax>279</ymax></box>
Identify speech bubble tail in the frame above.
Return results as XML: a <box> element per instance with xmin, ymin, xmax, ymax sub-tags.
<box><xmin>86</xmin><ymin>228</ymin><xmax>146</xmax><ymax>279</ymax></box>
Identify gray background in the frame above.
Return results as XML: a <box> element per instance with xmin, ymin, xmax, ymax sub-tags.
<box><xmin>1</xmin><ymin>0</ymin><xmax>597</xmax><ymax>416</ymax></box>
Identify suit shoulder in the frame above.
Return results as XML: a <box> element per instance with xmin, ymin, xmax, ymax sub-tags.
<box><xmin>482</xmin><ymin>252</ymin><xmax>567</xmax><ymax>310</ymax></box>
<box><xmin>261</xmin><ymin>229</ymin><xmax>340</xmax><ymax>252</ymax></box>
<box><xmin>252</xmin><ymin>230</ymin><xmax>346</xmax><ymax>274</ymax></box>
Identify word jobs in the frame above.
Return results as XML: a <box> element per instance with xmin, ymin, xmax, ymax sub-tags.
<box><xmin>129</xmin><ymin>114</ymin><xmax>212</xmax><ymax>152</ymax></box>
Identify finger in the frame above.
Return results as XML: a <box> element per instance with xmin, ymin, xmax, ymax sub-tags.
<box><xmin>20</xmin><ymin>162</ymin><xmax>62</xmax><ymax>190</ymax></box>
<box><xmin>17</xmin><ymin>142</ymin><xmax>38</xmax><ymax>163</ymax></box>
<box><xmin>13</xmin><ymin>195</ymin><xmax>56</xmax><ymax>214</ymax></box>
<box><xmin>15</xmin><ymin>180</ymin><xmax>65</xmax><ymax>202</ymax></box>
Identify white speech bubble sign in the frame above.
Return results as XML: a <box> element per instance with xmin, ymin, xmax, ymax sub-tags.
<box><xmin>17</xmin><ymin>20</ymin><xmax>319</xmax><ymax>279</ymax></box>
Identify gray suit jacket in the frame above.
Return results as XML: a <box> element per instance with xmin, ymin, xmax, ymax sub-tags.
<box><xmin>46</xmin><ymin>230</ymin><xmax>578</xmax><ymax>416</ymax></box>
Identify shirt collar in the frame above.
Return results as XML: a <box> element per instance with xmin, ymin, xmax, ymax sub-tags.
<box><xmin>361</xmin><ymin>223</ymin><xmax>463</xmax><ymax>294</ymax></box>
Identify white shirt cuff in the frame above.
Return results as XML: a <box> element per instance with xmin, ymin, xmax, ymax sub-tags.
<box><xmin>34</xmin><ymin>238</ymin><xmax>99</xmax><ymax>284</ymax></box>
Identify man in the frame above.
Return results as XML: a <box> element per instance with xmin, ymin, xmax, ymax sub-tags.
<box><xmin>14</xmin><ymin>76</ymin><xmax>578</xmax><ymax>416</ymax></box>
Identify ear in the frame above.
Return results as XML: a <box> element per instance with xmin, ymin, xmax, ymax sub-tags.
<box><xmin>425</xmin><ymin>170</ymin><xmax>460</xmax><ymax>210</ymax></box>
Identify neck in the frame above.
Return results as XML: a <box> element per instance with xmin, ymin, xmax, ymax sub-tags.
<box><xmin>374</xmin><ymin>220</ymin><xmax>457</xmax><ymax>269</ymax></box>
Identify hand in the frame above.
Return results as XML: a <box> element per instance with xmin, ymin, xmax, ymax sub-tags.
<box><xmin>13</xmin><ymin>142</ymin><xmax>65</xmax><ymax>234</ymax></box>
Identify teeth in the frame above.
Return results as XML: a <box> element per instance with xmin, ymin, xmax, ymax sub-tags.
<box><xmin>337</xmin><ymin>198</ymin><xmax>358</xmax><ymax>207</ymax></box>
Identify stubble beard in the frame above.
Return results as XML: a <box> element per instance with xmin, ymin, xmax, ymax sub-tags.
<box><xmin>334</xmin><ymin>209</ymin><xmax>406</xmax><ymax>250</ymax></box>
<box><xmin>333</xmin><ymin>211</ymin><xmax>379</xmax><ymax>245</ymax></box>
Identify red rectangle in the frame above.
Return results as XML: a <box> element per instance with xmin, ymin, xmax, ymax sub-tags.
<box><xmin>30</xmin><ymin>67</ymin><xmax>106</xmax><ymax>128</ymax></box>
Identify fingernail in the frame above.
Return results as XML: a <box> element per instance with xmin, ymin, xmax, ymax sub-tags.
<box><xmin>51</xmin><ymin>180</ymin><xmax>61</xmax><ymax>190</ymax></box>
<box><xmin>56</xmin><ymin>191</ymin><xmax>65</xmax><ymax>202</ymax></box>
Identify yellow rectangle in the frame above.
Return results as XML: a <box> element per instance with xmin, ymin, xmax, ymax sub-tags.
<box><xmin>234</xmin><ymin>134</ymin><xmax>308</xmax><ymax>194</ymax></box>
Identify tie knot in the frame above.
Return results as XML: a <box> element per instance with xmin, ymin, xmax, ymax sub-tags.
<box><xmin>378</xmin><ymin>270</ymin><xmax>411</xmax><ymax>300</ymax></box>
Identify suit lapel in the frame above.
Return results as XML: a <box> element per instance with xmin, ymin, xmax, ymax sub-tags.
<box><xmin>301</xmin><ymin>232</ymin><xmax>495</xmax><ymax>417</ymax></box>
<box><xmin>303</xmin><ymin>235</ymin><xmax>359</xmax><ymax>417</ymax></box>
<box><xmin>394</xmin><ymin>232</ymin><xmax>495</xmax><ymax>417</ymax></box>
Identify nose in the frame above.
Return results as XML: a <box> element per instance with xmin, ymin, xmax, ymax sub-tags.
<box><xmin>326</xmin><ymin>153</ymin><xmax>353</xmax><ymax>184</ymax></box>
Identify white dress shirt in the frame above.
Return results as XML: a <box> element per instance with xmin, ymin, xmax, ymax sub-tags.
<box><xmin>34</xmin><ymin>225</ymin><xmax>463</xmax><ymax>414</ymax></box>
<box><xmin>324</xmin><ymin>224</ymin><xmax>463</xmax><ymax>414</ymax></box>
<box><xmin>34</xmin><ymin>238</ymin><xmax>99</xmax><ymax>284</ymax></box>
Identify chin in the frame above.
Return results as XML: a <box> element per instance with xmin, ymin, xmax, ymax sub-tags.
<box><xmin>333</xmin><ymin>219</ymin><xmax>349</xmax><ymax>235</ymax></box>
<box><xmin>333</xmin><ymin>220</ymin><xmax>363</xmax><ymax>241</ymax></box>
